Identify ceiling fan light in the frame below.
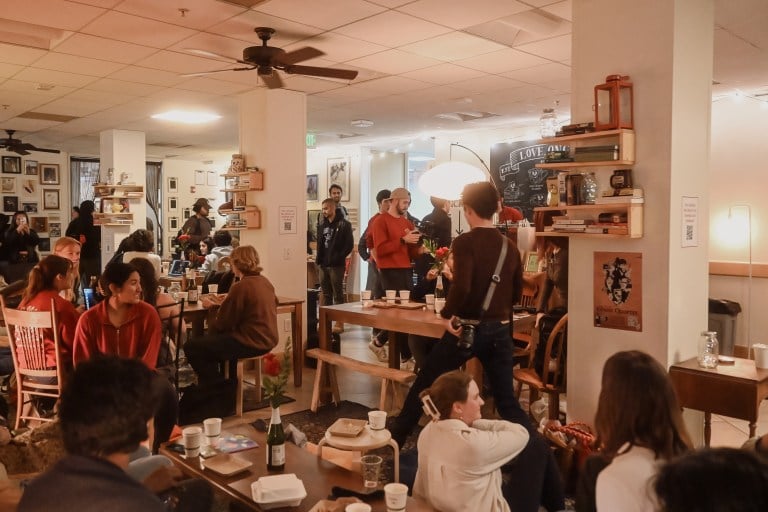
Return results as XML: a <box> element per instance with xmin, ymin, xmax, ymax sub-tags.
<box><xmin>151</xmin><ymin>110</ymin><xmax>221</xmax><ymax>124</ymax></box>
<box><xmin>418</xmin><ymin>161</ymin><xmax>487</xmax><ymax>200</ymax></box>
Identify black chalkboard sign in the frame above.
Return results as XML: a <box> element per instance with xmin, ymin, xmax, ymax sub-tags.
<box><xmin>489</xmin><ymin>140</ymin><xmax>568</xmax><ymax>220</ymax></box>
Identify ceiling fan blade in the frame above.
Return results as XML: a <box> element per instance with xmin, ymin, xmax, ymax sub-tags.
<box><xmin>184</xmin><ymin>48</ymin><xmax>245</xmax><ymax>65</ymax></box>
<box><xmin>284</xmin><ymin>65</ymin><xmax>358</xmax><ymax>81</ymax></box>
<box><xmin>180</xmin><ymin>67</ymin><xmax>255</xmax><ymax>77</ymax></box>
<box><xmin>275</xmin><ymin>47</ymin><xmax>325</xmax><ymax>66</ymax></box>
<box><xmin>29</xmin><ymin>147</ymin><xmax>60</xmax><ymax>154</ymax></box>
<box><xmin>260</xmin><ymin>71</ymin><xmax>283</xmax><ymax>89</ymax></box>
<box><xmin>10</xmin><ymin>147</ymin><xmax>30</xmax><ymax>156</ymax></box>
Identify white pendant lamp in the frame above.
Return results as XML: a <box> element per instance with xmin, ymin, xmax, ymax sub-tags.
<box><xmin>418</xmin><ymin>143</ymin><xmax>489</xmax><ymax>200</ymax></box>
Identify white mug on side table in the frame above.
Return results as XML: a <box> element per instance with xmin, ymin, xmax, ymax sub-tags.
<box><xmin>384</xmin><ymin>483</ymin><xmax>409</xmax><ymax>512</ymax></box>
<box><xmin>368</xmin><ymin>410</ymin><xmax>387</xmax><ymax>430</ymax></box>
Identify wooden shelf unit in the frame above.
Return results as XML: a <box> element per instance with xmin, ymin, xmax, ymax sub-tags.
<box><xmin>535</xmin><ymin>129</ymin><xmax>635</xmax><ymax>170</ymax></box>
<box><xmin>220</xmin><ymin>169</ymin><xmax>262</xmax><ymax>230</ymax></box>
<box><xmin>94</xmin><ymin>212</ymin><xmax>133</xmax><ymax>226</ymax></box>
<box><xmin>93</xmin><ymin>184</ymin><xmax>144</xmax><ymax>215</ymax></box>
<box><xmin>535</xmin><ymin>201</ymin><xmax>643</xmax><ymax>239</ymax></box>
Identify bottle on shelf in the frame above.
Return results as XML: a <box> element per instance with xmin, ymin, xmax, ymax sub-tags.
<box><xmin>697</xmin><ymin>331</ymin><xmax>719</xmax><ymax>369</ymax></box>
<box><xmin>266</xmin><ymin>406</ymin><xmax>286</xmax><ymax>471</ymax></box>
<box><xmin>435</xmin><ymin>273</ymin><xmax>445</xmax><ymax>299</ymax></box>
<box><xmin>580</xmin><ymin>172</ymin><xmax>598</xmax><ymax>204</ymax></box>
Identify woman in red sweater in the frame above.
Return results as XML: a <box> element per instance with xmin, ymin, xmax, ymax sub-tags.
<box><xmin>18</xmin><ymin>255</ymin><xmax>81</xmax><ymax>375</ymax></box>
<box><xmin>73</xmin><ymin>261</ymin><xmax>175</xmax><ymax>451</ymax></box>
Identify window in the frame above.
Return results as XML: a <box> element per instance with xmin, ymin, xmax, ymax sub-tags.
<box><xmin>70</xmin><ymin>158</ymin><xmax>100</xmax><ymax>207</ymax></box>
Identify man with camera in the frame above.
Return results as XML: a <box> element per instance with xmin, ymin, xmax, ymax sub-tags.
<box><xmin>390</xmin><ymin>181</ymin><xmax>530</xmax><ymax>444</ymax></box>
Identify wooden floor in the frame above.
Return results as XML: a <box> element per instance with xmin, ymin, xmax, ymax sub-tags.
<box><xmin>224</xmin><ymin>324</ymin><xmax>768</xmax><ymax>449</ymax></box>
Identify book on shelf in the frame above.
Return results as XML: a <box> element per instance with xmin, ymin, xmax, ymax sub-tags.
<box><xmin>574</xmin><ymin>145</ymin><xmax>619</xmax><ymax>153</ymax></box>
<box><xmin>552</xmin><ymin>219</ymin><xmax>592</xmax><ymax>225</ymax></box>
<box><xmin>594</xmin><ymin>196</ymin><xmax>645</xmax><ymax>205</ymax></box>
<box><xmin>573</xmin><ymin>152</ymin><xmax>618</xmax><ymax>162</ymax></box>
<box><xmin>600</xmin><ymin>188</ymin><xmax>643</xmax><ymax>197</ymax></box>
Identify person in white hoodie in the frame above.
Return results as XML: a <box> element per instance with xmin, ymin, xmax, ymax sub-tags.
<box><xmin>200</xmin><ymin>230</ymin><xmax>233</xmax><ymax>274</ymax></box>
<box><xmin>414</xmin><ymin>370</ymin><xmax>529</xmax><ymax>512</ymax></box>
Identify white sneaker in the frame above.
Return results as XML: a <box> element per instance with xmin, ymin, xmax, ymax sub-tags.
<box><xmin>368</xmin><ymin>340</ymin><xmax>388</xmax><ymax>362</ymax></box>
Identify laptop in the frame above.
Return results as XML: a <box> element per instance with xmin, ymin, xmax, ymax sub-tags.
<box><xmin>168</xmin><ymin>259</ymin><xmax>191</xmax><ymax>277</ymax></box>
<box><xmin>83</xmin><ymin>288</ymin><xmax>96</xmax><ymax>310</ymax></box>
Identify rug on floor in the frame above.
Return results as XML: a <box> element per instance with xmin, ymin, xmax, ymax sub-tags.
<box><xmin>242</xmin><ymin>382</ymin><xmax>295</xmax><ymax>412</ymax></box>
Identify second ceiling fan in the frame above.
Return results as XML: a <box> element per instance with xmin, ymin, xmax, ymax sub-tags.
<box><xmin>184</xmin><ymin>27</ymin><xmax>358</xmax><ymax>88</ymax></box>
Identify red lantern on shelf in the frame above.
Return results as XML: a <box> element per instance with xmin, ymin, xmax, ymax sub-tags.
<box><xmin>594</xmin><ymin>74</ymin><xmax>634</xmax><ymax>131</ymax></box>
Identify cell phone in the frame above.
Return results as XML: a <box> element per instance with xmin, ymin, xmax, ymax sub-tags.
<box><xmin>83</xmin><ymin>288</ymin><xmax>95</xmax><ymax>310</ymax></box>
<box><xmin>167</xmin><ymin>442</ymin><xmax>185</xmax><ymax>454</ymax></box>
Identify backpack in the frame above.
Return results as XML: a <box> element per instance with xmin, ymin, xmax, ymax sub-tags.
<box><xmin>178</xmin><ymin>380</ymin><xmax>236</xmax><ymax>425</ymax></box>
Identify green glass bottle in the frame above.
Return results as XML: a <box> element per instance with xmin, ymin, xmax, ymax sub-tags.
<box><xmin>434</xmin><ymin>273</ymin><xmax>445</xmax><ymax>299</ymax></box>
<box><xmin>266</xmin><ymin>406</ymin><xmax>286</xmax><ymax>471</ymax></box>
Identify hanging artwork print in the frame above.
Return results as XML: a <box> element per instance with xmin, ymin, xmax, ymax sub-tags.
<box><xmin>594</xmin><ymin>251</ymin><xmax>643</xmax><ymax>332</ymax></box>
<box><xmin>327</xmin><ymin>157</ymin><xmax>350</xmax><ymax>201</ymax></box>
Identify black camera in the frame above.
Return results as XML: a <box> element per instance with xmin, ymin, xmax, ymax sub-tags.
<box><xmin>452</xmin><ymin>317</ymin><xmax>479</xmax><ymax>351</ymax></box>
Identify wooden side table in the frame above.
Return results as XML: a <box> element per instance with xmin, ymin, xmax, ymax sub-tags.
<box><xmin>668</xmin><ymin>356</ymin><xmax>768</xmax><ymax>446</ymax></box>
<box><xmin>317</xmin><ymin>426</ymin><xmax>400</xmax><ymax>482</ymax></box>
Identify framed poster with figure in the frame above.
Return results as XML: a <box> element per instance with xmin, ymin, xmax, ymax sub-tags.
<box><xmin>25</xmin><ymin>160</ymin><xmax>38</xmax><ymax>175</ymax></box>
<box><xmin>40</xmin><ymin>164</ymin><xmax>60</xmax><ymax>185</ymax></box>
<box><xmin>43</xmin><ymin>189</ymin><xmax>59</xmax><ymax>210</ymax></box>
<box><xmin>2</xmin><ymin>156</ymin><xmax>21</xmax><ymax>174</ymax></box>
<box><xmin>306</xmin><ymin>174</ymin><xmax>318</xmax><ymax>201</ymax></box>
<box><xmin>327</xmin><ymin>157</ymin><xmax>350</xmax><ymax>201</ymax></box>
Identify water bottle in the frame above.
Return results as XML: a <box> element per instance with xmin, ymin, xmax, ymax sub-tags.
<box><xmin>698</xmin><ymin>331</ymin><xmax>719</xmax><ymax>369</ymax></box>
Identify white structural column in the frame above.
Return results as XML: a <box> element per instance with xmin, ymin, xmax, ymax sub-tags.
<box><xmin>567</xmin><ymin>0</ymin><xmax>713</xmax><ymax>437</ymax></box>
<box><xmin>237</xmin><ymin>88</ymin><xmax>307</xmax><ymax>309</ymax></box>
<box><xmin>99</xmin><ymin>129</ymin><xmax>147</xmax><ymax>264</ymax></box>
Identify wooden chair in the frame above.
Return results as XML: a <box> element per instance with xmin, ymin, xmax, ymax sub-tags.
<box><xmin>514</xmin><ymin>313</ymin><xmax>568</xmax><ymax>421</ymax></box>
<box><xmin>0</xmin><ymin>296</ymin><xmax>63</xmax><ymax>430</ymax></box>
<box><xmin>155</xmin><ymin>298</ymin><xmax>186</xmax><ymax>394</ymax></box>
<box><xmin>217</xmin><ymin>256</ymin><xmax>232</xmax><ymax>272</ymax></box>
<box><xmin>224</xmin><ymin>356</ymin><xmax>262</xmax><ymax>417</ymax></box>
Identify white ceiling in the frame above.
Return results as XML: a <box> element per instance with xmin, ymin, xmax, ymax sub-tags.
<box><xmin>0</xmin><ymin>0</ymin><xmax>766</xmax><ymax>160</ymax></box>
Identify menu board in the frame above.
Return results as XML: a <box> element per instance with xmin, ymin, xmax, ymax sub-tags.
<box><xmin>489</xmin><ymin>140</ymin><xmax>567</xmax><ymax>220</ymax></box>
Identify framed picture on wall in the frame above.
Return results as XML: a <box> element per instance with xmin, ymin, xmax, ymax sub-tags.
<box><xmin>306</xmin><ymin>174</ymin><xmax>318</xmax><ymax>201</ymax></box>
<box><xmin>207</xmin><ymin>170</ymin><xmax>216</xmax><ymax>186</ymax></box>
<box><xmin>31</xmin><ymin>216</ymin><xmax>49</xmax><ymax>233</ymax></box>
<box><xmin>169</xmin><ymin>217</ymin><xmax>179</xmax><ymax>230</ymax></box>
<box><xmin>183</xmin><ymin>208</ymin><xmax>191</xmax><ymax>219</ymax></box>
<box><xmin>43</xmin><ymin>189</ymin><xmax>59</xmax><ymax>210</ymax></box>
<box><xmin>168</xmin><ymin>177</ymin><xmax>178</xmax><ymax>193</ymax></box>
<box><xmin>195</xmin><ymin>170</ymin><xmax>205</xmax><ymax>185</ymax></box>
<box><xmin>524</xmin><ymin>252</ymin><xmax>539</xmax><ymax>273</ymax></box>
<box><xmin>24</xmin><ymin>160</ymin><xmax>38</xmax><ymax>175</ymax></box>
<box><xmin>327</xmin><ymin>157</ymin><xmax>350</xmax><ymax>201</ymax></box>
<box><xmin>3</xmin><ymin>196</ymin><xmax>19</xmax><ymax>212</ymax></box>
<box><xmin>39</xmin><ymin>238</ymin><xmax>51</xmax><ymax>252</ymax></box>
<box><xmin>49</xmin><ymin>221</ymin><xmax>61</xmax><ymax>237</ymax></box>
<box><xmin>21</xmin><ymin>179</ymin><xmax>36</xmax><ymax>196</ymax></box>
<box><xmin>22</xmin><ymin>202</ymin><xmax>38</xmax><ymax>214</ymax></box>
<box><xmin>168</xmin><ymin>197</ymin><xmax>178</xmax><ymax>212</ymax></box>
<box><xmin>1</xmin><ymin>177</ymin><xmax>15</xmax><ymax>193</ymax></box>
<box><xmin>40</xmin><ymin>164</ymin><xmax>60</xmax><ymax>185</ymax></box>
<box><xmin>2</xmin><ymin>156</ymin><xmax>21</xmax><ymax>174</ymax></box>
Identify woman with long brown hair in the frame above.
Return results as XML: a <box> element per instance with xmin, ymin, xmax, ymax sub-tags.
<box><xmin>594</xmin><ymin>350</ymin><xmax>692</xmax><ymax>512</ymax></box>
<box><xmin>18</xmin><ymin>255</ymin><xmax>81</xmax><ymax>373</ymax></box>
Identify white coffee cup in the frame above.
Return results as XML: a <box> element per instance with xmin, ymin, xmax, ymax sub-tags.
<box><xmin>398</xmin><ymin>290</ymin><xmax>410</xmax><ymax>301</ymax></box>
<box><xmin>385</xmin><ymin>289</ymin><xmax>397</xmax><ymax>300</ymax></box>
<box><xmin>434</xmin><ymin>298</ymin><xmax>446</xmax><ymax>315</ymax></box>
<box><xmin>384</xmin><ymin>482</ymin><xmax>409</xmax><ymax>512</ymax></box>
<box><xmin>182</xmin><ymin>426</ymin><xmax>202</xmax><ymax>458</ymax></box>
<box><xmin>208</xmin><ymin>284</ymin><xmax>218</xmax><ymax>294</ymax></box>
<box><xmin>361</xmin><ymin>290</ymin><xmax>372</xmax><ymax>300</ymax></box>
<box><xmin>345</xmin><ymin>504</ymin><xmax>372</xmax><ymax>512</ymax></box>
<box><xmin>368</xmin><ymin>410</ymin><xmax>387</xmax><ymax>430</ymax></box>
<box><xmin>203</xmin><ymin>417</ymin><xmax>222</xmax><ymax>446</ymax></box>
<box><xmin>424</xmin><ymin>294</ymin><xmax>435</xmax><ymax>305</ymax></box>
<box><xmin>753</xmin><ymin>343</ymin><xmax>768</xmax><ymax>369</ymax></box>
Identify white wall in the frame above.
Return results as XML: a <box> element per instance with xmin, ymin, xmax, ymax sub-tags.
<box><xmin>709</xmin><ymin>97</ymin><xmax>768</xmax><ymax>347</ymax></box>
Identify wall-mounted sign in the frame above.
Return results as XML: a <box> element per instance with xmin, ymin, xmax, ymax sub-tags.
<box><xmin>594</xmin><ymin>251</ymin><xmax>643</xmax><ymax>332</ymax></box>
<box><xmin>681</xmin><ymin>196</ymin><xmax>699</xmax><ymax>248</ymax></box>
<box><xmin>279</xmin><ymin>205</ymin><xmax>297</xmax><ymax>235</ymax></box>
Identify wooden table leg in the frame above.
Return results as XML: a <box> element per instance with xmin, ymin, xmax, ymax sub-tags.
<box><xmin>704</xmin><ymin>411</ymin><xmax>712</xmax><ymax>447</ymax></box>
<box><xmin>388</xmin><ymin>330</ymin><xmax>399</xmax><ymax>370</ymax></box>
<box><xmin>749</xmin><ymin>421</ymin><xmax>757</xmax><ymax>438</ymax></box>
<box><xmin>292</xmin><ymin>303</ymin><xmax>304</xmax><ymax>387</ymax></box>
<box><xmin>318</xmin><ymin>308</ymin><xmax>333</xmax><ymax>403</ymax></box>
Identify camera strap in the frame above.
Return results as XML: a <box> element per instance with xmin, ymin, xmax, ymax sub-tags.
<box><xmin>480</xmin><ymin>237</ymin><xmax>508</xmax><ymax>315</ymax></box>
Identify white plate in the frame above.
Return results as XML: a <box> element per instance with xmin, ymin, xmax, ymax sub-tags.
<box><xmin>252</xmin><ymin>474</ymin><xmax>307</xmax><ymax>509</ymax></box>
<box><xmin>203</xmin><ymin>453</ymin><xmax>252</xmax><ymax>476</ymax></box>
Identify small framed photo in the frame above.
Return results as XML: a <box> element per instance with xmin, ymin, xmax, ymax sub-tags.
<box><xmin>195</xmin><ymin>170</ymin><xmax>205</xmax><ymax>185</ymax></box>
<box><xmin>3</xmin><ymin>196</ymin><xmax>18</xmax><ymax>212</ymax></box>
<box><xmin>30</xmin><ymin>216</ymin><xmax>49</xmax><ymax>233</ymax></box>
<box><xmin>22</xmin><ymin>202</ymin><xmax>38</xmax><ymax>214</ymax></box>
<box><xmin>21</xmin><ymin>178</ymin><xmax>36</xmax><ymax>196</ymax></box>
<box><xmin>206</xmin><ymin>170</ymin><xmax>216</xmax><ymax>186</ymax></box>
<box><xmin>524</xmin><ymin>252</ymin><xmax>539</xmax><ymax>273</ymax></box>
<box><xmin>306</xmin><ymin>174</ymin><xmax>318</xmax><ymax>201</ymax></box>
<box><xmin>327</xmin><ymin>157</ymin><xmax>350</xmax><ymax>201</ymax></box>
<box><xmin>25</xmin><ymin>160</ymin><xmax>38</xmax><ymax>175</ymax></box>
<box><xmin>49</xmin><ymin>221</ymin><xmax>61</xmax><ymax>237</ymax></box>
<box><xmin>2</xmin><ymin>156</ymin><xmax>21</xmax><ymax>174</ymax></box>
<box><xmin>183</xmin><ymin>208</ymin><xmax>191</xmax><ymax>219</ymax></box>
<box><xmin>168</xmin><ymin>177</ymin><xmax>178</xmax><ymax>193</ymax></box>
<box><xmin>43</xmin><ymin>189</ymin><xmax>60</xmax><ymax>210</ymax></box>
<box><xmin>169</xmin><ymin>217</ymin><xmax>179</xmax><ymax>230</ymax></box>
<box><xmin>168</xmin><ymin>197</ymin><xmax>178</xmax><ymax>211</ymax></box>
<box><xmin>1</xmin><ymin>177</ymin><xmax>15</xmax><ymax>193</ymax></box>
<box><xmin>38</xmin><ymin>237</ymin><xmax>51</xmax><ymax>252</ymax></box>
<box><xmin>40</xmin><ymin>164</ymin><xmax>60</xmax><ymax>185</ymax></box>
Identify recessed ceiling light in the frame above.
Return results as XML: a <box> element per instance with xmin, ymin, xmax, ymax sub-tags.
<box><xmin>351</xmin><ymin>119</ymin><xmax>374</xmax><ymax>128</ymax></box>
<box><xmin>151</xmin><ymin>110</ymin><xmax>221</xmax><ymax>124</ymax></box>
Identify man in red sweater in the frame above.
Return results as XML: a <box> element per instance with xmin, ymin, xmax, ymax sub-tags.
<box><xmin>371</xmin><ymin>187</ymin><xmax>423</xmax><ymax>364</ymax></box>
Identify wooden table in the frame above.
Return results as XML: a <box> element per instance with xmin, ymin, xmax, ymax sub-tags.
<box><xmin>161</xmin><ymin>424</ymin><xmax>434</xmax><ymax>511</ymax></box>
<box><xmin>668</xmin><ymin>356</ymin><xmax>768</xmax><ymax>446</ymax></box>
<box><xmin>183</xmin><ymin>296</ymin><xmax>305</xmax><ymax>387</ymax></box>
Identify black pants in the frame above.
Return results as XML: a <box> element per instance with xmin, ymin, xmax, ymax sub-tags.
<box><xmin>151</xmin><ymin>373</ymin><xmax>179</xmax><ymax>453</ymax></box>
<box><xmin>185</xmin><ymin>333</ymin><xmax>268</xmax><ymax>386</ymax></box>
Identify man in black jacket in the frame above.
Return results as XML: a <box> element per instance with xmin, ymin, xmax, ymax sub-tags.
<box><xmin>317</xmin><ymin>197</ymin><xmax>353</xmax><ymax>334</ymax></box>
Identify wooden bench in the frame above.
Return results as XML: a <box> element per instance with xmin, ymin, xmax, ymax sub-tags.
<box><xmin>306</xmin><ymin>348</ymin><xmax>416</xmax><ymax>413</ymax></box>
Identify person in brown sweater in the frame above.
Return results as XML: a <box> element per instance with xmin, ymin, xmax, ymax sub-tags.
<box><xmin>184</xmin><ymin>245</ymin><xmax>278</xmax><ymax>385</ymax></box>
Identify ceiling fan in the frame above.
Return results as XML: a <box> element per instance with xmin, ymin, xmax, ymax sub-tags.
<box><xmin>0</xmin><ymin>130</ymin><xmax>60</xmax><ymax>155</ymax></box>
<box><xmin>183</xmin><ymin>27</ymin><xmax>358</xmax><ymax>88</ymax></box>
